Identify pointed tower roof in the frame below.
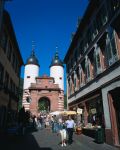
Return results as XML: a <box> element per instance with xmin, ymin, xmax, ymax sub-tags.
<box><xmin>50</xmin><ymin>47</ymin><xmax>63</xmax><ymax>67</ymax></box>
<box><xmin>26</xmin><ymin>49</ymin><xmax>39</xmax><ymax>66</ymax></box>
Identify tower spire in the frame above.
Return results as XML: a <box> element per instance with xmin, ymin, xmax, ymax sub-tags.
<box><xmin>32</xmin><ymin>40</ymin><xmax>35</xmax><ymax>56</ymax></box>
<box><xmin>55</xmin><ymin>45</ymin><xmax>59</xmax><ymax>58</ymax></box>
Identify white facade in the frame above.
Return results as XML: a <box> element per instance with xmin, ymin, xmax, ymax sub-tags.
<box><xmin>50</xmin><ymin>65</ymin><xmax>64</xmax><ymax>91</ymax></box>
<box><xmin>23</xmin><ymin>64</ymin><xmax>39</xmax><ymax>89</ymax></box>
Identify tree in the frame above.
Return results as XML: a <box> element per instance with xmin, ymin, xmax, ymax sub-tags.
<box><xmin>64</xmin><ymin>93</ymin><xmax>67</xmax><ymax>109</ymax></box>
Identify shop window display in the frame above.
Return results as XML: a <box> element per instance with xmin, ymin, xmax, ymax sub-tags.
<box><xmin>86</xmin><ymin>98</ymin><xmax>104</xmax><ymax>128</ymax></box>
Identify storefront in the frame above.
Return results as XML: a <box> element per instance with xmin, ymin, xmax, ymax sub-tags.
<box><xmin>69</xmin><ymin>93</ymin><xmax>105</xmax><ymax>142</ymax></box>
<box><xmin>85</xmin><ymin>97</ymin><xmax>105</xmax><ymax>128</ymax></box>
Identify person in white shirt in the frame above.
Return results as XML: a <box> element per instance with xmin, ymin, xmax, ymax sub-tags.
<box><xmin>65</xmin><ymin>115</ymin><xmax>75</xmax><ymax>145</ymax></box>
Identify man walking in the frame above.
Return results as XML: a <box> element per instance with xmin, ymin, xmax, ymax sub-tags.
<box><xmin>66</xmin><ymin>115</ymin><xmax>75</xmax><ymax>145</ymax></box>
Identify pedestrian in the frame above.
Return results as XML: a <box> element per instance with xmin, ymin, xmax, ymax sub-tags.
<box><xmin>39</xmin><ymin>115</ymin><xmax>43</xmax><ymax>129</ymax></box>
<box><xmin>50</xmin><ymin>116</ymin><xmax>55</xmax><ymax>133</ymax></box>
<box><xmin>57</xmin><ymin>118</ymin><xmax>67</xmax><ymax>147</ymax></box>
<box><xmin>37</xmin><ymin>116</ymin><xmax>41</xmax><ymax>129</ymax></box>
<box><xmin>65</xmin><ymin>115</ymin><xmax>75</xmax><ymax>145</ymax></box>
<box><xmin>53</xmin><ymin>115</ymin><xmax>58</xmax><ymax>133</ymax></box>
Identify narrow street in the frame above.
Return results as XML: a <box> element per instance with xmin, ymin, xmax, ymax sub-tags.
<box><xmin>0</xmin><ymin>128</ymin><xmax>119</xmax><ymax>150</ymax></box>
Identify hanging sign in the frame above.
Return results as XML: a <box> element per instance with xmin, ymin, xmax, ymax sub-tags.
<box><xmin>77</xmin><ymin>108</ymin><xmax>83</xmax><ymax>114</ymax></box>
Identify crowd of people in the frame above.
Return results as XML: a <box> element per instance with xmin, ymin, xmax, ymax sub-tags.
<box><xmin>35</xmin><ymin>114</ymin><xmax>76</xmax><ymax>147</ymax></box>
<box><xmin>10</xmin><ymin>107</ymin><xmax>76</xmax><ymax>147</ymax></box>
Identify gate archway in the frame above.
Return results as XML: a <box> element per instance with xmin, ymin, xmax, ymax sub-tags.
<box><xmin>38</xmin><ymin>97</ymin><xmax>50</xmax><ymax>113</ymax></box>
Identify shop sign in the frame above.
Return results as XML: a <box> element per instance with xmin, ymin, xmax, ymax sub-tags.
<box><xmin>77</xmin><ymin>108</ymin><xmax>83</xmax><ymax>114</ymax></box>
<box><xmin>91</xmin><ymin>108</ymin><xmax>96</xmax><ymax>114</ymax></box>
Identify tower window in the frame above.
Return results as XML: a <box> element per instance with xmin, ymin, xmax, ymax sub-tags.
<box><xmin>49</xmin><ymin>80</ymin><xmax>52</xmax><ymax>83</ymax></box>
<box><xmin>59</xmin><ymin>77</ymin><xmax>62</xmax><ymax>80</ymax></box>
<box><xmin>27</xmin><ymin>76</ymin><xmax>30</xmax><ymax>78</ymax></box>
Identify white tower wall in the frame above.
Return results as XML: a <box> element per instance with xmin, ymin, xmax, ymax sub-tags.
<box><xmin>50</xmin><ymin>66</ymin><xmax>64</xmax><ymax>91</ymax></box>
<box><xmin>23</xmin><ymin>64</ymin><xmax>39</xmax><ymax>89</ymax></box>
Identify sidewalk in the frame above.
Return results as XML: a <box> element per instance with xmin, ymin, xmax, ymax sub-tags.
<box><xmin>0</xmin><ymin>128</ymin><xmax>119</xmax><ymax>150</ymax></box>
<box><xmin>34</xmin><ymin>128</ymin><xmax>119</xmax><ymax>150</ymax></box>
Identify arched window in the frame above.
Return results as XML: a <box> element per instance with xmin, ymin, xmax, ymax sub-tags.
<box><xmin>106</xmin><ymin>26</ymin><xmax>118</xmax><ymax>66</ymax></box>
<box><xmin>80</xmin><ymin>64</ymin><xmax>85</xmax><ymax>87</ymax></box>
<box><xmin>94</xmin><ymin>45</ymin><xmax>102</xmax><ymax>75</ymax></box>
<box><xmin>85</xmin><ymin>56</ymin><xmax>91</xmax><ymax>82</ymax></box>
<box><xmin>38</xmin><ymin>97</ymin><xmax>50</xmax><ymax>113</ymax></box>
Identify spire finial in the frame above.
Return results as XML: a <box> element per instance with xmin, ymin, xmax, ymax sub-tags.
<box><xmin>55</xmin><ymin>45</ymin><xmax>58</xmax><ymax>58</ymax></box>
<box><xmin>32</xmin><ymin>41</ymin><xmax>35</xmax><ymax>56</ymax></box>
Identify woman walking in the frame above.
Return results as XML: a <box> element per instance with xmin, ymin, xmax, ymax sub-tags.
<box><xmin>57</xmin><ymin>118</ymin><xmax>67</xmax><ymax>147</ymax></box>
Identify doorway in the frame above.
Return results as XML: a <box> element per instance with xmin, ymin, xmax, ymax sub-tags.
<box><xmin>38</xmin><ymin>97</ymin><xmax>50</xmax><ymax>113</ymax></box>
<box><xmin>110</xmin><ymin>87</ymin><xmax>120</xmax><ymax>144</ymax></box>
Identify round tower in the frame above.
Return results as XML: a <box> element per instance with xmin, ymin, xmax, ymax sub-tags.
<box><xmin>22</xmin><ymin>50</ymin><xmax>40</xmax><ymax>111</ymax></box>
<box><xmin>23</xmin><ymin>50</ymin><xmax>40</xmax><ymax>90</ymax></box>
<box><xmin>50</xmin><ymin>50</ymin><xmax>64</xmax><ymax>91</ymax></box>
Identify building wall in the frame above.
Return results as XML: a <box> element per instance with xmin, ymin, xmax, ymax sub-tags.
<box><xmin>0</xmin><ymin>10</ymin><xmax>23</xmax><ymax>131</ymax></box>
<box><xmin>102</xmin><ymin>80</ymin><xmax>120</xmax><ymax>145</ymax></box>
<box><xmin>68</xmin><ymin>66</ymin><xmax>120</xmax><ymax>103</ymax></box>
<box><xmin>23</xmin><ymin>75</ymin><xmax>64</xmax><ymax>114</ymax></box>
<box><xmin>64</xmin><ymin>0</ymin><xmax>120</xmax><ymax>146</ymax></box>
<box><xmin>30</xmin><ymin>90</ymin><xmax>59</xmax><ymax>115</ymax></box>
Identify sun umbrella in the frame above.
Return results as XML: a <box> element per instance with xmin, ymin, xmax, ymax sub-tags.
<box><xmin>49</xmin><ymin>111</ymin><xmax>62</xmax><ymax>115</ymax></box>
<box><xmin>61</xmin><ymin>110</ymin><xmax>76</xmax><ymax>115</ymax></box>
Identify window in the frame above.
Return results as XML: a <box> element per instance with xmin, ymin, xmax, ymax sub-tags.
<box><xmin>101</xmin><ymin>4</ymin><xmax>108</xmax><ymax>25</ymax></box>
<box><xmin>7</xmin><ymin>41</ymin><xmax>12</xmax><ymax>61</ymax></box>
<box><xmin>83</xmin><ymin>34</ymin><xmax>88</xmax><ymax>52</ymax></box>
<box><xmin>12</xmin><ymin>53</ymin><xmax>15</xmax><ymax>69</ymax></box>
<box><xmin>74</xmin><ymin>49</ymin><xmax>78</xmax><ymax>62</ymax></box>
<box><xmin>15</xmin><ymin>58</ymin><xmax>18</xmax><ymax>73</ymax></box>
<box><xmin>0</xmin><ymin>62</ymin><xmax>4</xmax><ymax>84</ymax></box>
<box><xmin>94</xmin><ymin>45</ymin><xmax>102</xmax><ymax>75</ymax></box>
<box><xmin>0</xmin><ymin>30</ymin><xmax>8</xmax><ymax>52</ymax></box>
<box><xmin>49</xmin><ymin>80</ymin><xmax>53</xmax><ymax>83</ymax></box>
<box><xmin>80</xmin><ymin>65</ymin><xmax>85</xmax><ymax>87</ymax></box>
<box><xmin>13</xmin><ymin>82</ymin><xmax>15</xmax><ymax>93</ymax></box>
<box><xmin>96</xmin><ymin>4</ymin><xmax>108</xmax><ymax>30</ymax></box>
<box><xmin>93</xmin><ymin>20</ymin><xmax>98</xmax><ymax>38</ymax></box>
<box><xmin>79</xmin><ymin>40</ymin><xmax>84</xmax><ymax>55</ymax></box>
<box><xmin>70</xmin><ymin>81</ymin><xmax>72</xmax><ymax>95</ymax></box>
<box><xmin>106</xmin><ymin>26</ymin><xmax>118</xmax><ymax>66</ymax></box>
<box><xmin>68</xmin><ymin>79</ymin><xmax>70</xmax><ymax>96</ymax></box>
<box><xmin>10</xmin><ymin>79</ymin><xmax>13</xmax><ymax>91</ymax></box>
<box><xmin>4</xmin><ymin>71</ymin><xmax>9</xmax><ymax>89</ymax></box>
<box><xmin>109</xmin><ymin>0</ymin><xmax>120</xmax><ymax>13</ymax></box>
<box><xmin>87</xmin><ymin>28</ymin><xmax>92</xmax><ymax>44</ymax></box>
<box><xmin>85</xmin><ymin>57</ymin><xmax>91</xmax><ymax>82</ymax></box>
<box><xmin>27</xmin><ymin>76</ymin><xmax>30</xmax><ymax>78</ymax></box>
<box><xmin>74</xmin><ymin>78</ymin><xmax>76</xmax><ymax>88</ymax></box>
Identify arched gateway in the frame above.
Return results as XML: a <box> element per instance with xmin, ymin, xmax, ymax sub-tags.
<box><xmin>38</xmin><ymin>97</ymin><xmax>50</xmax><ymax>113</ymax></box>
<box><xmin>22</xmin><ymin>50</ymin><xmax>64</xmax><ymax>113</ymax></box>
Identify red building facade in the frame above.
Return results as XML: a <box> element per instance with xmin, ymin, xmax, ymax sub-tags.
<box><xmin>64</xmin><ymin>0</ymin><xmax>120</xmax><ymax>146</ymax></box>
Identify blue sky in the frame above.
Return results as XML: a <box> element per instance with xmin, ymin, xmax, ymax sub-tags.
<box><xmin>5</xmin><ymin>0</ymin><xmax>88</xmax><ymax>92</ymax></box>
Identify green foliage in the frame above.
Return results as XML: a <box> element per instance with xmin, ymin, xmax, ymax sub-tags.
<box><xmin>64</xmin><ymin>93</ymin><xmax>67</xmax><ymax>109</ymax></box>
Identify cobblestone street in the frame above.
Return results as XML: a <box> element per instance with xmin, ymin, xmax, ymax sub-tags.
<box><xmin>0</xmin><ymin>128</ymin><xmax>119</xmax><ymax>150</ymax></box>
